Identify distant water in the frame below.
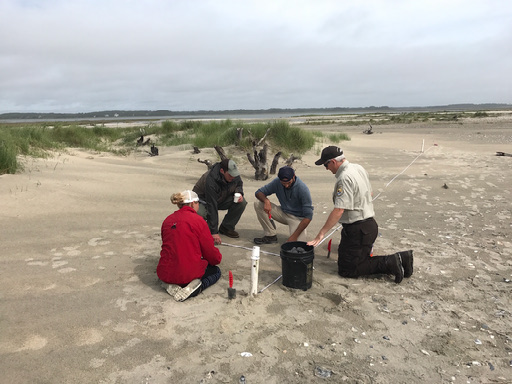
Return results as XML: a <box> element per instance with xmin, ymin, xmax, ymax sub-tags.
<box><xmin>1</xmin><ymin>110</ymin><xmax>368</xmax><ymax>124</ymax></box>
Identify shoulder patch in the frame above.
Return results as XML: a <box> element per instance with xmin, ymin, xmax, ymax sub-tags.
<box><xmin>336</xmin><ymin>187</ymin><xmax>343</xmax><ymax>196</ymax></box>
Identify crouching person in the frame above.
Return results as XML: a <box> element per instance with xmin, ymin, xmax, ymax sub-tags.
<box><xmin>157</xmin><ymin>190</ymin><xmax>222</xmax><ymax>302</ymax></box>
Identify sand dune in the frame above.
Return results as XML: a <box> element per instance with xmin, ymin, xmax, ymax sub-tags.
<box><xmin>1</xmin><ymin>117</ymin><xmax>511</xmax><ymax>383</ymax></box>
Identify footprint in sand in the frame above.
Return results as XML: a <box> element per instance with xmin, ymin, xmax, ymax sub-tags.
<box><xmin>52</xmin><ymin>260</ymin><xmax>68</xmax><ymax>268</ymax></box>
<box><xmin>89</xmin><ymin>358</ymin><xmax>106</xmax><ymax>368</ymax></box>
<box><xmin>76</xmin><ymin>328</ymin><xmax>104</xmax><ymax>346</ymax></box>
<box><xmin>16</xmin><ymin>335</ymin><xmax>48</xmax><ymax>351</ymax></box>
<box><xmin>63</xmin><ymin>246</ymin><xmax>81</xmax><ymax>257</ymax></box>
<box><xmin>88</xmin><ymin>237</ymin><xmax>111</xmax><ymax>246</ymax></box>
<box><xmin>26</xmin><ymin>261</ymin><xmax>48</xmax><ymax>266</ymax></box>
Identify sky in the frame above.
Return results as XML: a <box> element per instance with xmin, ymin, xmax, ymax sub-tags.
<box><xmin>1</xmin><ymin>0</ymin><xmax>511</xmax><ymax>113</ymax></box>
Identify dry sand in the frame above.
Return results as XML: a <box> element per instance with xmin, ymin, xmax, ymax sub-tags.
<box><xmin>1</xmin><ymin>117</ymin><xmax>511</xmax><ymax>383</ymax></box>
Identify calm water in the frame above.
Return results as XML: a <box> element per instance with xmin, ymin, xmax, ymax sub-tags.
<box><xmin>1</xmin><ymin>110</ymin><xmax>372</xmax><ymax>124</ymax></box>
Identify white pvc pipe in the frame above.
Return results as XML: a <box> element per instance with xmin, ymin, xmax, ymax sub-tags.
<box><xmin>421</xmin><ymin>139</ymin><xmax>425</xmax><ymax>153</ymax></box>
<box><xmin>250</xmin><ymin>246</ymin><xmax>260</xmax><ymax>296</ymax></box>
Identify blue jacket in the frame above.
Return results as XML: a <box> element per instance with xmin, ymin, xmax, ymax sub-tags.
<box><xmin>255</xmin><ymin>176</ymin><xmax>313</xmax><ymax>220</ymax></box>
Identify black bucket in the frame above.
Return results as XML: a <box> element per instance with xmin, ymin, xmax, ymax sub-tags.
<box><xmin>280</xmin><ymin>241</ymin><xmax>314</xmax><ymax>291</ymax></box>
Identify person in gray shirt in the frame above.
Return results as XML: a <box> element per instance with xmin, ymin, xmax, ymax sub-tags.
<box><xmin>253</xmin><ymin>166</ymin><xmax>313</xmax><ymax>244</ymax></box>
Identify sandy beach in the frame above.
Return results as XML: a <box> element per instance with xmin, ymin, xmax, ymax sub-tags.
<box><xmin>1</xmin><ymin>116</ymin><xmax>511</xmax><ymax>383</ymax></box>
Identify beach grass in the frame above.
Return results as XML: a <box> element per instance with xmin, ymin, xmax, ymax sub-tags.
<box><xmin>0</xmin><ymin>119</ymin><xmax>339</xmax><ymax>175</ymax></box>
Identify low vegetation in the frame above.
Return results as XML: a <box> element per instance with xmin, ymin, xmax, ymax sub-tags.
<box><xmin>0</xmin><ymin>119</ymin><xmax>345</xmax><ymax>175</ymax></box>
<box><xmin>300</xmin><ymin>110</ymin><xmax>498</xmax><ymax>126</ymax></box>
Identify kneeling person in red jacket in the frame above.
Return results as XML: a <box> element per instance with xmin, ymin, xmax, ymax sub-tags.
<box><xmin>157</xmin><ymin>190</ymin><xmax>222</xmax><ymax>301</ymax></box>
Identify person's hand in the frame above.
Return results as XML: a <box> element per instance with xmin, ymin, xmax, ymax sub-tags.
<box><xmin>263</xmin><ymin>200</ymin><xmax>272</xmax><ymax>215</ymax></box>
<box><xmin>237</xmin><ymin>195</ymin><xmax>244</xmax><ymax>203</ymax></box>
<box><xmin>213</xmin><ymin>234</ymin><xmax>222</xmax><ymax>245</ymax></box>
<box><xmin>307</xmin><ymin>233</ymin><xmax>324</xmax><ymax>247</ymax></box>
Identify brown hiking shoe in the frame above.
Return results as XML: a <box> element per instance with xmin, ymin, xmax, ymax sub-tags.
<box><xmin>219</xmin><ymin>225</ymin><xmax>239</xmax><ymax>238</ymax></box>
<box><xmin>398</xmin><ymin>250</ymin><xmax>413</xmax><ymax>278</ymax></box>
<box><xmin>253</xmin><ymin>235</ymin><xmax>278</xmax><ymax>245</ymax></box>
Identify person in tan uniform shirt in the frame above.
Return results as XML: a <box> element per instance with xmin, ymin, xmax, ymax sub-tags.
<box><xmin>308</xmin><ymin>146</ymin><xmax>413</xmax><ymax>284</ymax></box>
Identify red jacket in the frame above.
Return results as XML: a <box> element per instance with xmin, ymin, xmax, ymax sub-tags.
<box><xmin>157</xmin><ymin>206</ymin><xmax>222</xmax><ymax>285</ymax></box>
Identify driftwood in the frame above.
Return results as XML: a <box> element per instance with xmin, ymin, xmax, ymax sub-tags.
<box><xmin>193</xmin><ymin>146</ymin><xmax>201</xmax><ymax>154</ymax></box>
<box><xmin>236</xmin><ymin>127</ymin><xmax>243</xmax><ymax>144</ymax></box>
<box><xmin>136</xmin><ymin>135</ymin><xmax>151</xmax><ymax>146</ymax></box>
<box><xmin>214</xmin><ymin>146</ymin><xmax>228</xmax><ymax>161</ymax></box>
<box><xmin>284</xmin><ymin>154</ymin><xmax>299</xmax><ymax>166</ymax></box>
<box><xmin>144</xmin><ymin>144</ymin><xmax>159</xmax><ymax>157</ymax></box>
<box><xmin>270</xmin><ymin>152</ymin><xmax>282</xmax><ymax>174</ymax></box>
<box><xmin>496</xmin><ymin>151</ymin><xmax>512</xmax><ymax>157</ymax></box>
<box><xmin>197</xmin><ymin>158</ymin><xmax>213</xmax><ymax>170</ymax></box>
<box><xmin>247</xmin><ymin>142</ymin><xmax>269</xmax><ymax>180</ymax></box>
<box><xmin>363</xmin><ymin>124</ymin><xmax>374</xmax><ymax>134</ymax></box>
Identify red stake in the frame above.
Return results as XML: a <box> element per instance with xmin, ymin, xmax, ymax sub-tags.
<box><xmin>229</xmin><ymin>270</ymin><xmax>233</xmax><ymax>288</ymax></box>
<box><xmin>327</xmin><ymin>239</ymin><xmax>332</xmax><ymax>258</ymax></box>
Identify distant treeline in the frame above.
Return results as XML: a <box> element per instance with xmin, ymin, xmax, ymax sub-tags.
<box><xmin>1</xmin><ymin>103</ymin><xmax>511</xmax><ymax>120</ymax></box>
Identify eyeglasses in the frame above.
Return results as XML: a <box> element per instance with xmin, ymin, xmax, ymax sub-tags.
<box><xmin>323</xmin><ymin>159</ymin><xmax>331</xmax><ymax>168</ymax></box>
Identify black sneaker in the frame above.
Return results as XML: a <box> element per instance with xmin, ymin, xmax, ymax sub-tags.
<box><xmin>253</xmin><ymin>235</ymin><xmax>278</xmax><ymax>245</ymax></box>
<box><xmin>219</xmin><ymin>225</ymin><xmax>239</xmax><ymax>238</ymax></box>
<box><xmin>386</xmin><ymin>253</ymin><xmax>404</xmax><ymax>284</ymax></box>
<box><xmin>398</xmin><ymin>250</ymin><xmax>413</xmax><ymax>278</ymax></box>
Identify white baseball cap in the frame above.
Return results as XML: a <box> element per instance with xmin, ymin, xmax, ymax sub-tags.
<box><xmin>181</xmin><ymin>190</ymin><xmax>199</xmax><ymax>203</ymax></box>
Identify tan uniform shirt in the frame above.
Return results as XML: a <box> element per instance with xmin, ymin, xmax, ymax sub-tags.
<box><xmin>333</xmin><ymin>160</ymin><xmax>375</xmax><ymax>224</ymax></box>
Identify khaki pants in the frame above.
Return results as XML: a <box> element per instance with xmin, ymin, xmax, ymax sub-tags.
<box><xmin>253</xmin><ymin>200</ymin><xmax>307</xmax><ymax>241</ymax></box>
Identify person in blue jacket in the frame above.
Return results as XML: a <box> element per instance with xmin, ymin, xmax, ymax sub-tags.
<box><xmin>253</xmin><ymin>166</ymin><xmax>313</xmax><ymax>244</ymax></box>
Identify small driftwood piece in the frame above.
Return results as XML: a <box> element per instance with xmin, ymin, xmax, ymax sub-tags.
<box><xmin>197</xmin><ymin>158</ymin><xmax>213</xmax><ymax>170</ymax></box>
<box><xmin>236</xmin><ymin>127</ymin><xmax>243</xmax><ymax>144</ymax></box>
<box><xmin>496</xmin><ymin>151</ymin><xmax>512</xmax><ymax>157</ymax></box>
<box><xmin>363</xmin><ymin>124</ymin><xmax>374</xmax><ymax>134</ymax></box>
<box><xmin>284</xmin><ymin>154</ymin><xmax>299</xmax><ymax>166</ymax></box>
<box><xmin>247</xmin><ymin>142</ymin><xmax>269</xmax><ymax>180</ymax></box>
<box><xmin>193</xmin><ymin>146</ymin><xmax>201</xmax><ymax>154</ymax></box>
<box><xmin>270</xmin><ymin>152</ymin><xmax>282</xmax><ymax>175</ymax></box>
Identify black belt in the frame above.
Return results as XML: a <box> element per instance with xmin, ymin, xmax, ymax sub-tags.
<box><xmin>343</xmin><ymin>217</ymin><xmax>373</xmax><ymax>226</ymax></box>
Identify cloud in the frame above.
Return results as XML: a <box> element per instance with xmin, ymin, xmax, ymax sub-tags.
<box><xmin>0</xmin><ymin>0</ymin><xmax>511</xmax><ymax>112</ymax></box>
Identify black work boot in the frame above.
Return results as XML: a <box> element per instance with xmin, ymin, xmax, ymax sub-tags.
<box><xmin>398</xmin><ymin>250</ymin><xmax>413</xmax><ymax>278</ymax></box>
<box><xmin>219</xmin><ymin>225</ymin><xmax>239</xmax><ymax>238</ymax></box>
<box><xmin>385</xmin><ymin>253</ymin><xmax>404</xmax><ymax>284</ymax></box>
<box><xmin>254</xmin><ymin>235</ymin><xmax>278</xmax><ymax>245</ymax></box>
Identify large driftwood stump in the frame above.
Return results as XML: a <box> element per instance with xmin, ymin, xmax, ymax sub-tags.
<box><xmin>247</xmin><ymin>142</ymin><xmax>269</xmax><ymax>180</ymax></box>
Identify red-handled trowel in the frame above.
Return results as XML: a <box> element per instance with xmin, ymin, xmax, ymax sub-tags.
<box><xmin>228</xmin><ymin>270</ymin><xmax>236</xmax><ymax>299</ymax></box>
<box><xmin>268</xmin><ymin>213</ymin><xmax>276</xmax><ymax>229</ymax></box>
<box><xmin>327</xmin><ymin>239</ymin><xmax>332</xmax><ymax>258</ymax></box>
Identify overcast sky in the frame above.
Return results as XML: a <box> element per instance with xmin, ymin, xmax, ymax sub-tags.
<box><xmin>1</xmin><ymin>0</ymin><xmax>511</xmax><ymax>113</ymax></box>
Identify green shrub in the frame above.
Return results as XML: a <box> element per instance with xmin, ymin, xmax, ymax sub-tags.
<box><xmin>328</xmin><ymin>133</ymin><xmax>350</xmax><ymax>142</ymax></box>
<box><xmin>0</xmin><ymin>133</ymin><xmax>19</xmax><ymax>174</ymax></box>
